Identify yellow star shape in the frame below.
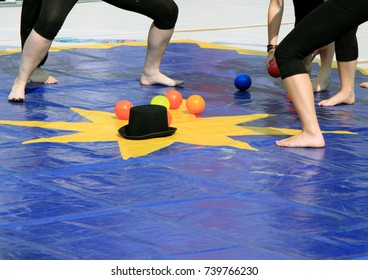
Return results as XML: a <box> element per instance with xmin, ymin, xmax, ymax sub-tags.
<box><xmin>0</xmin><ymin>101</ymin><xmax>356</xmax><ymax>159</ymax></box>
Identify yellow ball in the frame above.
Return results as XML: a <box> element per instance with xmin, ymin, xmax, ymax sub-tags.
<box><xmin>151</xmin><ymin>95</ymin><xmax>170</xmax><ymax>110</ymax></box>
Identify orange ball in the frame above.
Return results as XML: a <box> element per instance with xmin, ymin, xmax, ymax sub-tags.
<box><xmin>167</xmin><ymin>111</ymin><xmax>172</xmax><ymax>126</ymax></box>
<box><xmin>165</xmin><ymin>89</ymin><xmax>183</xmax><ymax>109</ymax></box>
<box><xmin>114</xmin><ymin>100</ymin><xmax>133</xmax><ymax>120</ymax></box>
<box><xmin>186</xmin><ymin>95</ymin><xmax>205</xmax><ymax>115</ymax></box>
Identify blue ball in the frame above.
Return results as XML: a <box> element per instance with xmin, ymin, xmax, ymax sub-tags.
<box><xmin>234</xmin><ymin>74</ymin><xmax>252</xmax><ymax>91</ymax></box>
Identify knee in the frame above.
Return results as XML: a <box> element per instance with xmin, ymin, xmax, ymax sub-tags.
<box><xmin>154</xmin><ymin>0</ymin><xmax>179</xmax><ymax>29</ymax></box>
<box><xmin>33</xmin><ymin>12</ymin><xmax>68</xmax><ymax>40</ymax></box>
<box><xmin>275</xmin><ymin>44</ymin><xmax>307</xmax><ymax>79</ymax></box>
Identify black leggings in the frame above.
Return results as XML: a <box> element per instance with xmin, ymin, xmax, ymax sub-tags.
<box><xmin>293</xmin><ymin>0</ymin><xmax>324</xmax><ymax>26</ymax></box>
<box><xmin>22</xmin><ymin>0</ymin><xmax>178</xmax><ymax>41</ymax></box>
<box><xmin>275</xmin><ymin>0</ymin><xmax>368</xmax><ymax>79</ymax></box>
<box><xmin>21</xmin><ymin>0</ymin><xmax>47</xmax><ymax>65</ymax></box>
<box><xmin>294</xmin><ymin>0</ymin><xmax>358</xmax><ymax>63</ymax></box>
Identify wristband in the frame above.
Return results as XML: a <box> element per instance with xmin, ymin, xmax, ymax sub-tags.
<box><xmin>267</xmin><ymin>44</ymin><xmax>277</xmax><ymax>52</ymax></box>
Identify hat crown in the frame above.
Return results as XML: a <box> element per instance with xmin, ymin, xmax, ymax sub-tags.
<box><xmin>118</xmin><ymin>104</ymin><xmax>176</xmax><ymax>140</ymax></box>
<box><xmin>126</xmin><ymin>105</ymin><xmax>169</xmax><ymax>136</ymax></box>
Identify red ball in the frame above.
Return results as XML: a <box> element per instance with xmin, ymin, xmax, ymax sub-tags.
<box><xmin>114</xmin><ymin>100</ymin><xmax>133</xmax><ymax>120</ymax></box>
<box><xmin>268</xmin><ymin>60</ymin><xmax>280</xmax><ymax>78</ymax></box>
<box><xmin>165</xmin><ymin>89</ymin><xmax>183</xmax><ymax>109</ymax></box>
<box><xmin>186</xmin><ymin>95</ymin><xmax>205</xmax><ymax>115</ymax></box>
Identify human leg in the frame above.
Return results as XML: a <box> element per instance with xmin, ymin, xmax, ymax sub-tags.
<box><xmin>140</xmin><ymin>24</ymin><xmax>183</xmax><ymax>86</ymax></box>
<box><xmin>293</xmin><ymin>0</ymin><xmax>333</xmax><ymax>92</ymax></box>
<box><xmin>318</xmin><ymin>27</ymin><xmax>359</xmax><ymax>106</ymax></box>
<box><xmin>312</xmin><ymin>42</ymin><xmax>334</xmax><ymax>92</ymax></box>
<box><xmin>8</xmin><ymin>30</ymin><xmax>53</xmax><ymax>102</ymax></box>
<box><xmin>276</xmin><ymin>73</ymin><xmax>325</xmax><ymax>148</ymax></box>
<box><xmin>275</xmin><ymin>0</ymin><xmax>368</xmax><ymax>147</ymax></box>
<box><xmin>20</xmin><ymin>0</ymin><xmax>46</xmax><ymax>65</ymax></box>
<box><xmin>293</xmin><ymin>0</ymin><xmax>325</xmax><ymax>75</ymax></box>
<box><xmin>8</xmin><ymin>0</ymin><xmax>78</xmax><ymax>102</ymax></box>
<box><xmin>104</xmin><ymin>0</ymin><xmax>182</xmax><ymax>86</ymax></box>
<box><xmin>278</xmin><ymin>0</ymin><xmax>326</xmax><ymax>146</ymax></box>
<box><xmin>20</xmin><ymin>0</ymin><xmax>57</xmax><ymax>83</ymax></box>
<box><xmin>292</xmin><ymin>0</ymin><xmax>325</xmax><ymax>25</ymax></box>
<box><xmin>318</xmin><ymin>60</ymin><xmax>357</xmax><ymax>106</ymax></box>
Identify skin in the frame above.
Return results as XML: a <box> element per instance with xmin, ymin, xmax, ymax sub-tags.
<box><xmin>8</xmin><ymin>29</ymin><xmax>52</xmax><ymax>102</ymax></box>
<box><xmin>29</xmin><ymin>67</ymin><xmax>58</xmax><ymax>84</ymax></box>
<box><xmin>267</xmin><ymin>0</ymin><xmax>332</xmax><ymax>92</ymax></box>
<box><xmin>311</xmin><ymin>44</ymin><xmax>334</xmax><ymax>92</ymax></box>
<box><xmin>276</xmin><ymin>73</ymin><xmax>325</xmax><ymax>148</ymax></box>
<box><xmin>318</xmin><ymin>60</ymin><xmax>357</xmax><ymax>106</ymax></box>
<box><xmin>360</xmin><ymin>81</ymin><xmax>368</xmax><ymax>88</ymax></box>
<box><xmin>140</xmin><ymin>24</ymin><xmax>183</xmax><ymax>87</ymax></box>
<box><xmin>8</xmin><ymin>23</ymin><xmax>182</xmax><ymax>102</ymax></box>
<box><xmin>275</xmin><ymin>48</ymin><xmax>358</xmax><ymax>147</ymax></box>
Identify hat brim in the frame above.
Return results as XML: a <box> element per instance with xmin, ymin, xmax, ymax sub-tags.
<box><xmin>118</xmin><ymin>125</ymin><xmax>177</xmax><ymax>140</ymax></box>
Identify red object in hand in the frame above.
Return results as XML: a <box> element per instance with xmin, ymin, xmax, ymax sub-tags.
<box><xmin>267</xmin><ymin>60</ymin><xmax>280</xmax><ymax>78</ymax></box>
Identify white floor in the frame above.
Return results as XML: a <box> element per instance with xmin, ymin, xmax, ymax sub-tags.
<box><xmin>0</xmin><ymin>0</ymin><xmax>368</xmax><ymax>70</ymax></box>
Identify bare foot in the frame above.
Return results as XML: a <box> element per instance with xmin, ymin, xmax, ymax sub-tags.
<box><xmin>318</xmin><ymin>90</ymin><xmax>355</xmax><ymax>107</ymax></box>
<box><xmin>312</xmin><ymin>75</ymin><xmax>330</xmax><ymax>92</ymax></box>
<box><xmin>8</xmin><ymin>80</ymin><xmax>26</xmax><ymax>102</ymax></box>
<box><xmin>29</xmin><ymin>67</ymin><xmax>57</xmax><ymax>84</ymax></box>
<box><xmin>140</xmin><ymin>72</ymin><xmax>183</xmax><ymax>87</ymax></box>
<box><xmin>360</xmin><ymin>82</ymin><xmax>368</xmax><ymax>88</ymax></box>
<box><xmin>275</xmin><ymin>132</ymin><xmax>325</xmax><ymax>148</ymax></box>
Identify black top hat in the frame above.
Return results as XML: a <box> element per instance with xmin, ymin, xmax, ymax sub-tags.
<box><xmin>118</xmin><ymin>104</ymin><xmax>177</xmax><ymax>140</ymax></box>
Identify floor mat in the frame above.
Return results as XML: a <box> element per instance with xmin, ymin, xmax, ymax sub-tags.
<box><xmin>1</xmin><ymin>41</ymin><xmax>368</xmax><ymax>260</ymax></box>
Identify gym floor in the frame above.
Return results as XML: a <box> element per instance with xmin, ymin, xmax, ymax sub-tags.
<box><xmin>0</xmin><ymin>0</ymin><xmax>368</xmax><ymax>260</ymax></box>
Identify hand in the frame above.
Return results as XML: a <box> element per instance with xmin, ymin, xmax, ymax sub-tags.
<box><xmin>266</xmin><ymin>49</ymin><xmax>275</xmax><ymax>66</ymax></box>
